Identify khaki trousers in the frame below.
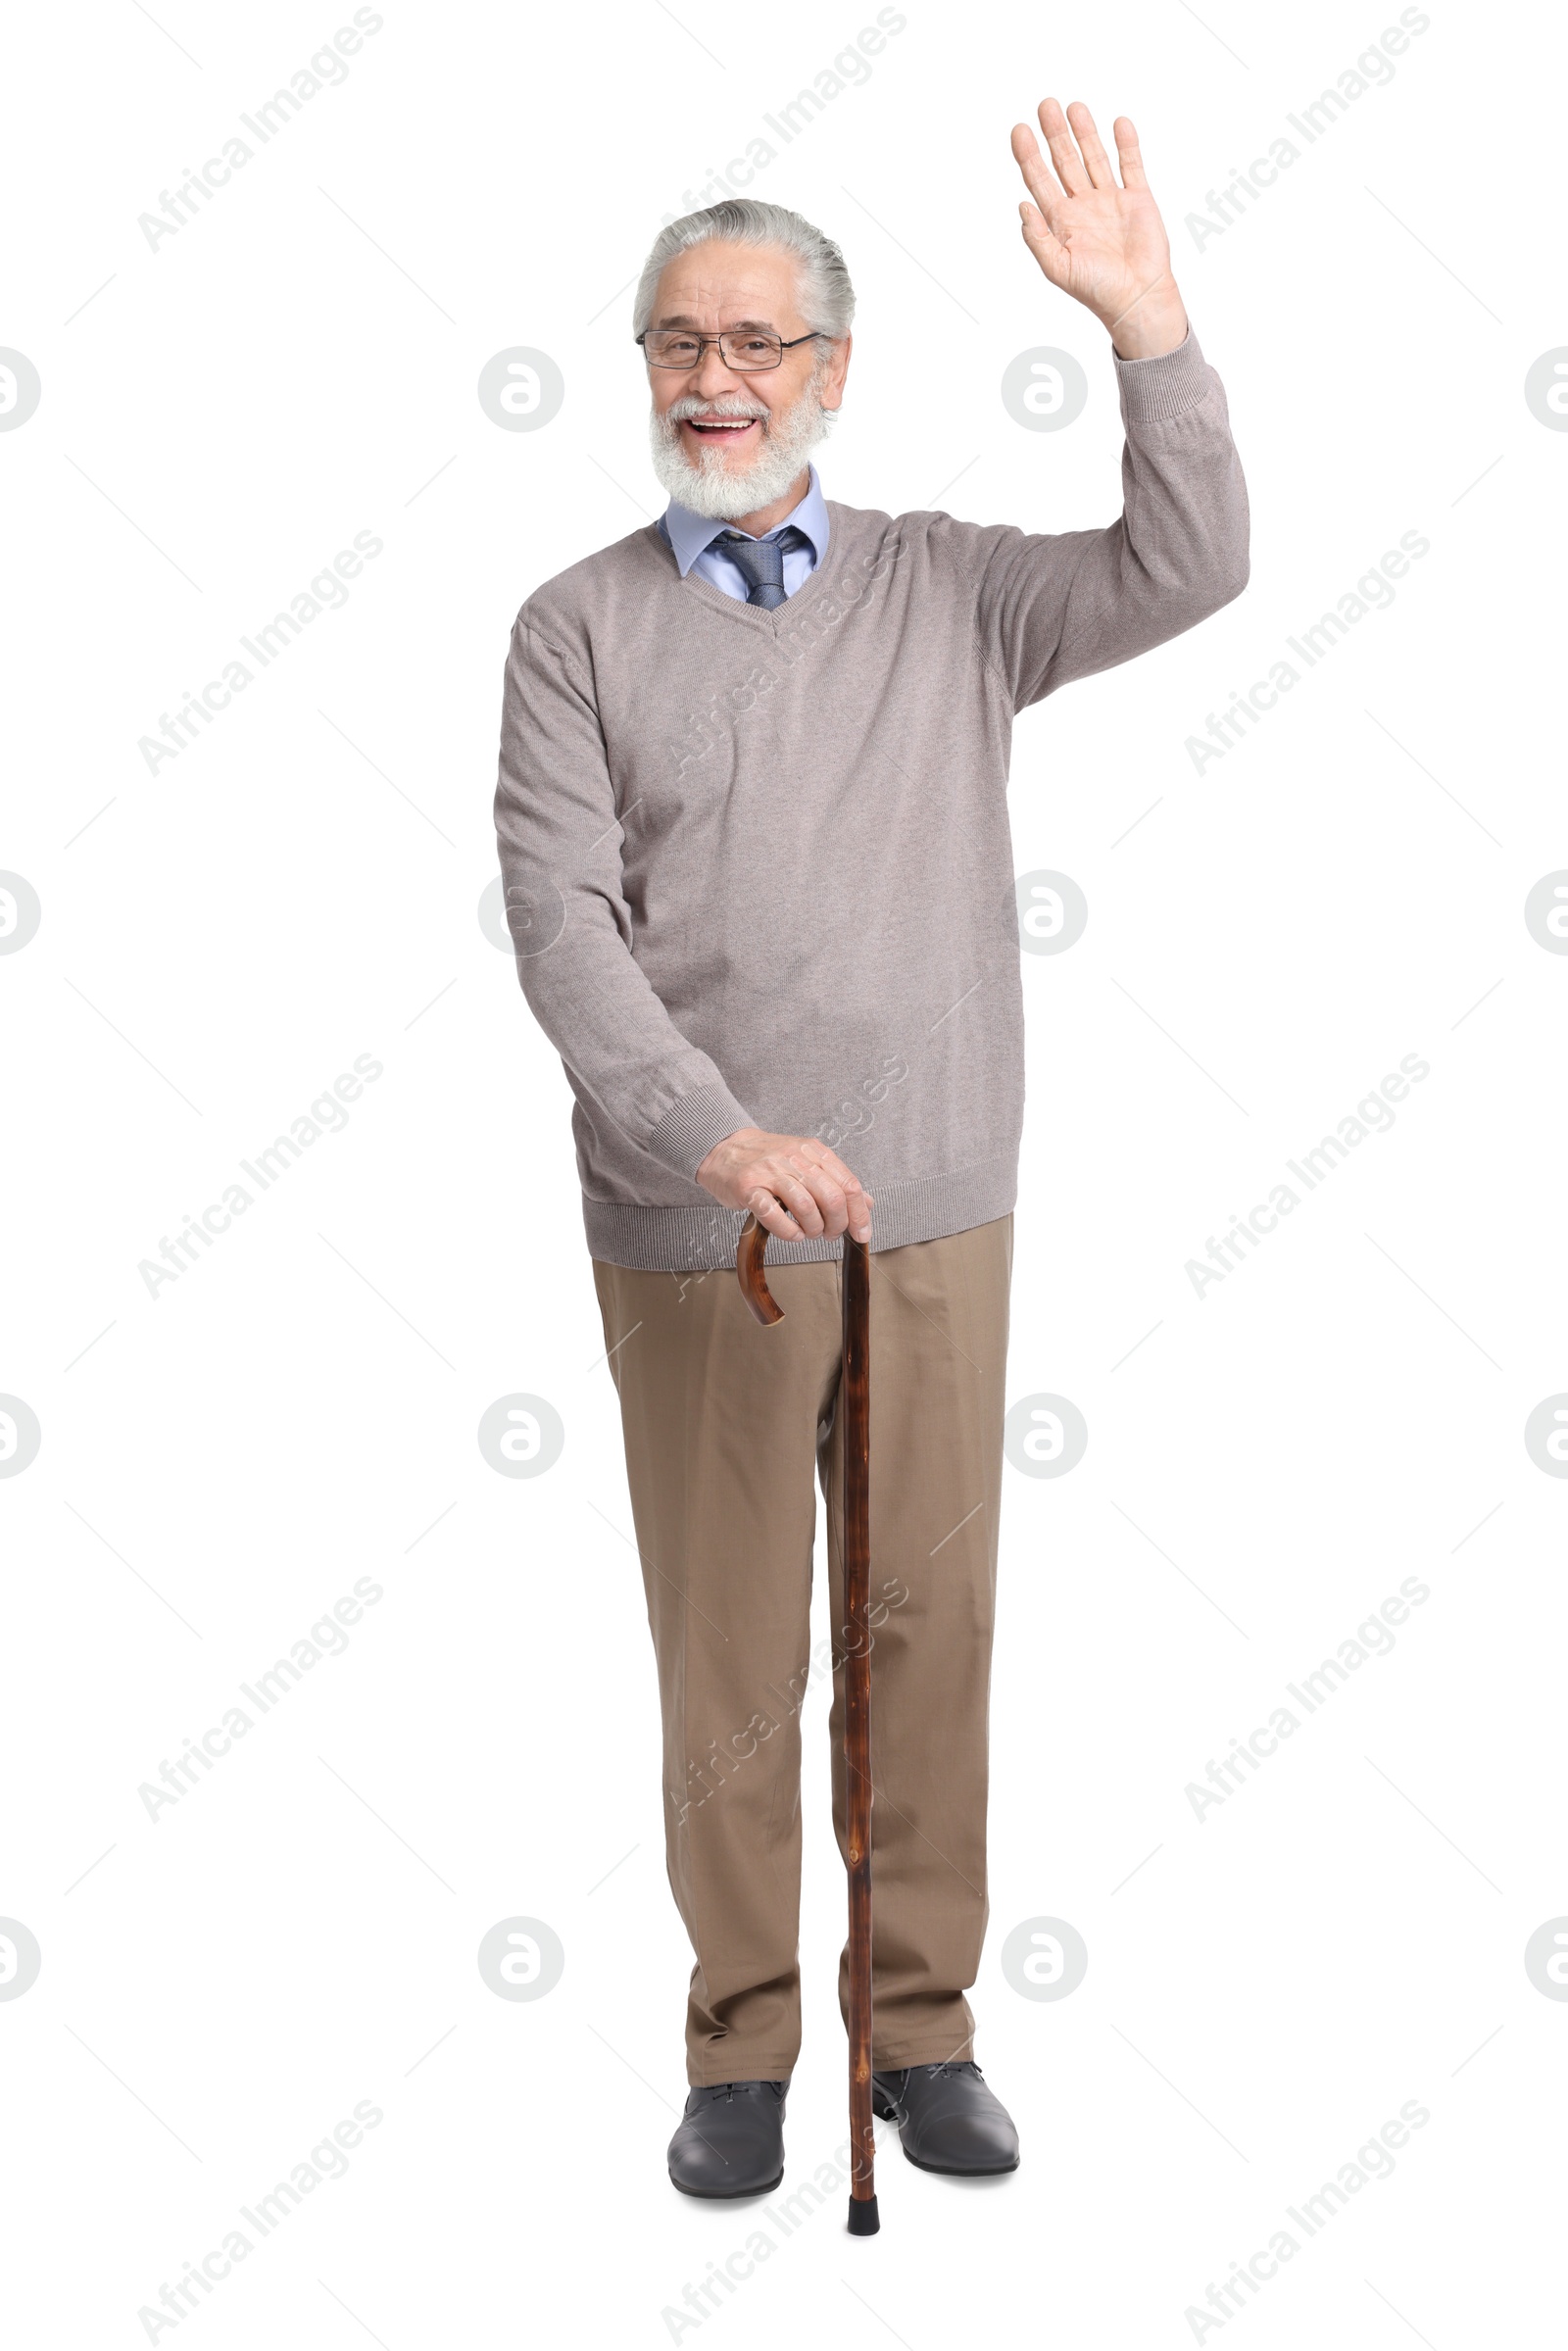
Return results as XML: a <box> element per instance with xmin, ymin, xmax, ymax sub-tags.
<box><xmin>592</xmin><ymin>1213</ymin><xmax>1011</xmax><ymax>2085</ymax></box>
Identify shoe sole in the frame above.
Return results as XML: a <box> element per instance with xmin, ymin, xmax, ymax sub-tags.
<box><xmin>900</xmin><ymin>2146</ymin><xmax>1019</xmax><ymax>2177</ymax></box>
<box><xmin>669</xmin><ymin>2168</ymin><xmax>784</xmax><ymax>2200</ymax></box>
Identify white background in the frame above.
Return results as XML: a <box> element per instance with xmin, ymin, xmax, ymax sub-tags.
<box><xmin>5</xmin><ymin>0</ymin><xmax>1566</xmax><ymax>2343</ymax></box>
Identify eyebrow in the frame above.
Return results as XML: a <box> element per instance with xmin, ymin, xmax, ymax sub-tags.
<box><xmin>653</xmin><ymin>316</ymin><xmax>780</xmax><ymax>332</ymax></box>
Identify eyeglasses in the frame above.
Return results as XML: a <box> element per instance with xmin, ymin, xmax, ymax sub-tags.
<box><xmin>636</xmin><ymin>329</ymin><xmax>822</xmax><ymax>371</ymax></box>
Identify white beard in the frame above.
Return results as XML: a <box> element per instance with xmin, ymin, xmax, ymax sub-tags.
<box><xmin>649</xmin><ymin>378</ymin><xmax>832</xmax><ymax>519</ymax></box>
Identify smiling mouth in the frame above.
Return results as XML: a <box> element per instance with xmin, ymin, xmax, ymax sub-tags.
<box><xmin>684</xmin><ymin>416</ymin><xmax>762</xmax><ymax>437</ymax></box>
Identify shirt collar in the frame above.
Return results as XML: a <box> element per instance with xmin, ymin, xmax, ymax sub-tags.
<box><xmin>658</xmin><ymin>464</ymin><xmax>829</xmax><ymax>577</ymax></box>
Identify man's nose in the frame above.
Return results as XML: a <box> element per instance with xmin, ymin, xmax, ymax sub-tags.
<box><xmin>690</xmin><ymin>346</ymin><xmax>747</xmax><ymax>401</ymax></box>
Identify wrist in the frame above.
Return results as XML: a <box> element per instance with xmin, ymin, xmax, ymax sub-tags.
<box><xmin>696</xmin><ymin>1127</ymin><xmax>758</xmax><ymax>1189</ymax></box>
<box><xmin>1105</xmin><ymin>279</ymin><xmax>1188</xmax><ymax>361</ymax></box>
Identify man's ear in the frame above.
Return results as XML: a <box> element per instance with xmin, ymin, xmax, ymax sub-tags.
<box><xmin>821</xmin><ymin>330</ymin><xmax>853</xmax><ymax>413</ymax></box>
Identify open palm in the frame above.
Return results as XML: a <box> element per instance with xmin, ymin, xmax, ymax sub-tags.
<box><xmin>1010</xmin><ymin>99</ymin><xmax>1185</xmax><ymax>357</ymax></box>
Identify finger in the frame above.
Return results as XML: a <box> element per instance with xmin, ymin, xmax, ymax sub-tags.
<box><xmin>1009</xmin><ymin>120</ymin><xmax>1065</xmax><ymax>222</ymax></box>
<box><xmin>1019</xmin><ymin>201</ymin><xmax>1070</xmax><ymax>289</ymax></box>
<box><xmin>798</xmin><ymin>1137</ymin><xmax>869</xmax><ymax>1202</ymax></box>
<box><xmin>798</xmin><ymin>1146</ymin><xmax>874</xmax><ymax>1241</ymax></box>
<box><xmin>1065</xmin><ymin>100</ymin><xmax>1113</xmax><ymax>188</ymax></box>
<box><xmin>1036</xmin><ymin>96</ymin><xmax>1089</xmax><ymax>197</ymax></box>
<box><xmin>767</xmin><ymin>1162</ymin><xmax>829</xmax><ymax>1237</ymax></box>
<box><xmin>748</xmin><ymin>1184</ymin><xmax>803</xmax><ymax>1244</ymax></box>
<box><xmin>781</xmin><ymin>1155</ymin><xmax>852</xmax><ymax>1238</ymax></box>
<box><xmin>1112</xmin><ymin>115</ymin><xmax>1148</xmax><ymax>191</ymax></box>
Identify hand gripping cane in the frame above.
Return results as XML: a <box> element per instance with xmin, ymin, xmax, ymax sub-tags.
<box><xmin>736</xmin><ymin>1212</ymin><xmax>880</xmax><ymax>2236</ymax></box>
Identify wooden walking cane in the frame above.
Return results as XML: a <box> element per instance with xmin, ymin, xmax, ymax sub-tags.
<box><xmin>737</xmin><ymin>1211</ymin><xmax>880</xmax><ymax>2235</ymax></box>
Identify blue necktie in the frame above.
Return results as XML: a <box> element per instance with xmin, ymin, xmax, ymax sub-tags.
<box><xmin>715</xmin><ymin>525</ymin><xmax>805</xmax><ymax>610</ymax></box>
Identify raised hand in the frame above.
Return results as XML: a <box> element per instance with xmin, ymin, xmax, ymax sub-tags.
<box><xmin>1010</xmin><ymin>99</ymin><xmax>1189</xmax><ymax>359</ymax></box>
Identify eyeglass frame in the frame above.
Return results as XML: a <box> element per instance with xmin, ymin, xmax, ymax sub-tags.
<box><xmin>635</xmin><ymin>328</ymin><xmax>824</xmax><ymax>371</ymax></box>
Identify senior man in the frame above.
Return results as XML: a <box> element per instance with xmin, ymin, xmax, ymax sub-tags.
<box><xmin>495</xmin><ymin>99</ymin><xmax>1249</xmax><ymax>2198</ymax></box>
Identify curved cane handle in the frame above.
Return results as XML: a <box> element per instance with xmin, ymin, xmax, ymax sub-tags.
<box><xmin>736</xmin><ymin>1212</ymin><xmax>785</xmax><ymax>1327</ymax></box>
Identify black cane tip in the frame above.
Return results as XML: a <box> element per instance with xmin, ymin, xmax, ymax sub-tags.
<box><xmin>847</xmin><ymin>2192</ymin><xmax>880</xmax><ymax>2235</ymax></box>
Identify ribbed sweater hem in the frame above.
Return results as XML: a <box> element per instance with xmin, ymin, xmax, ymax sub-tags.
<box><xmin>582</xmin><ymin>1154</ymin><xmax>1018</xmax><ymax>1272</ymax></box>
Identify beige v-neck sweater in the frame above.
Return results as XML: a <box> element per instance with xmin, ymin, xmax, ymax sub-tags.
<box><xmin>494</xmin><ymin>329</ymin><xmax>1248</xmax><ymax>1270</ymax></box>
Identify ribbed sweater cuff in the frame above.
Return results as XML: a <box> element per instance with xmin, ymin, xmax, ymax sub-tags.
<box><xmin>1114</xmin><ymin>325</ymin><xmax>1210</xmax><ymax>425</ymax></box>
<box><xmin>643</xmin><ymin>1081</ymin><xmax>753</xmax><ymax>1181</ymax></box>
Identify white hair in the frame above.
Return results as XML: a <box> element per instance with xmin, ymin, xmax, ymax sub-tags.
<box><xmin>632</xmin><ymin>200</ymin><xmax>857</xmax><ymax>341</ymax></box>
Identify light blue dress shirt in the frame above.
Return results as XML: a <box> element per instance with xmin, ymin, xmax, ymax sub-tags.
<box><xmin>658</xmin><ymin>464</ymin><xmax>830</xmax><ymax>601</ymax></box>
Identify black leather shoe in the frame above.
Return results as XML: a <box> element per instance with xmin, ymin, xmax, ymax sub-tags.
<box><xmin>668</xmin><ymin>2080</ymin><xmax>788</xmax><ymax>2198</ymax></box>
<box><xmin>871</xmin><ymin>2061</ymin><xmax>1019</xmax><ymax>2175</ymax></box>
